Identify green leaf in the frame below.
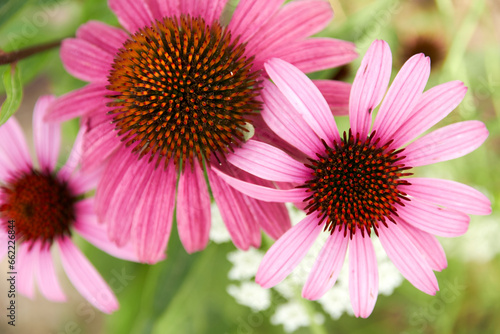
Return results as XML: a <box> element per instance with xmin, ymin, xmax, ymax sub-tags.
<box><xmin>0</xmin><ymin>0</ymin><xmax>32</xmax><ymax>30</ymax></box>
<box><xmin>0</xmin><ymin>64</ymin><xmax>23</xmax><ymax>125</ymax></box>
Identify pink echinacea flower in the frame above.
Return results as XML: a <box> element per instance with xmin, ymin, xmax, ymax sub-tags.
<box><xmin>46</xmin><ymin>0</ymin><xmax>357</xmax><ymax>262</ymax></box>
<box><xmin>214</xmin><ymin>40</ymin><xmax>491</xmax><ymax>317</ymax></box>
<box><xmin>0</xmin><ymin>96</ymin><xmax>140</xmax><ymax>313</ymax></box>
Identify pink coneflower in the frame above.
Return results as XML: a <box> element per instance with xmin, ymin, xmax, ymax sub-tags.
<box><xmin>46</xmin><ymin>0</ymin><xmax>357</xmax><ymax>262</ymax></box>
<box><xmin>0</xmin><ymin>96</ymin><xmax>140</xmax><ymax>313</ymax></box>
<box><xmin>214</xmin><ymin>40</ymin><xmax>491</xmax><ymax>317</ymax></box>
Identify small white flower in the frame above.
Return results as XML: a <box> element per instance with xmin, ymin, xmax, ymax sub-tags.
<box><xmin>227</xmin><ymin>248</ymin><xmax>265</xmax><ymax>280</ymax></box>
<box><xmin>227</xmin><ymin>281</ymin><xmax>271</xmax><ymax>312</ymax></box>
<box><xmin>271</xmin><ymin>300</ymin><xmax>323</xmax><ymax>333</ymax></box>
<box><xmin>209</xmin><ymin>202</ymin><xmax>232</xmax><ymax>243</ymax></box>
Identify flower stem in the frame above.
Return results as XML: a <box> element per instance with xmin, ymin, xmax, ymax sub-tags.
<box><xmin>0</xmin><ymin>40</ymin><xmax>62</xmax><ymax>65</ymax></box>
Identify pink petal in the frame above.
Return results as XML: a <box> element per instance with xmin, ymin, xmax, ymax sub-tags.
<box><xmin>313</xmin><ymin>80</ymin><xmax>351</xmax><ymax>116</ymax></box>
<box><xmin>349</xmin><ymin>40</ymin><xmax>392</xmax><ymax>139</ymax></box>
<box><xmin>108</xmin><ymin>0</ymin><xmax>154</xmax><ymax>33</ymax></box>
<box><xmin>212</xmin><ymin>167</ymin><xmax>308</xmax><ymax>203</ymax></box>
<box><xmin>378</xmin><ymin>223</ymin><xmax>439</xmax><ymax>295</ymax></box>
<box><xmin>131</xmin><ymin>160</ymin><xmax>177</xmax><ymax>263</ymax></box>
<box><xmin>400</xmin><ymin>178</ymin><xmax>491</xmax><ymax>215</ymax></box>
<box><xmin>391</xmin><ymin>81</ymin><xmax>467</xmax><ymax>148</ymax></box>
<box><xmin>228</xmin><ymin>140</ymin><xmax>310</xmax><ymax>183</ymax></box>
<box><xmin>265</xmin><ymin>58</ymin><xmax>340</xmax><ymax>144</ymax></box>
<box><xmin>398</xmin><ymin>221</ymin><xmax>447</xmax><ymax>271</ymax></box>
<box><xmin>349</xmin><ymin>234</ymin><xmax>378</xmax><ymax>318</ymax></box>
<box><xmin>396</xmin><ymin>198</ymin><xmax>470</xmax><ymax>237</ymax></box>
<box><xmin>17</xmin><ymin>243</ymin><xmax>36</xmax><ymax>299</ymax></box>
<box><xmin>402</xmin><ymin>121</ymin><xmax>488</xmax><ymax>167</ymax></box>
<box><xmin>74</xmin><ymin>199</ymin><xmax>141</xmax><ymax>262</ymax></box>
<box><xmin>260</xmin><ymin>80</ymin><xmax>324</xmax><ymax>158</ymax></box>
<box><xmin>199</xmin><ymin>0</ymin><xmax>228</xmax><ymax>23</ymax></box>
<box><xmin>76</xmin><ymin>20</ymin><xmax>128</xmax><ymax>55</ymax></box>
<box><xmin>57</xmin><ymin>237</ymin><xmax>118</xmax><ymax>313</ymax></box>
<box><xmin>145</xmin><ymin>0</ymin><xmax>181</xmax><ymax>21</ymax></box>
<box><xmin>0</xmin><ymin>117</ymin><xmax>32</xmax><ymax>179</ymax></box>
<box><xmin>302</xmin><ymin>226</ymin><xmax>349</xmax><ymax>300</ymax></box>
<box><xmin>177</xmin><ymin>160</ymin><xmax>211</xmax><ymax>253</ymax></box>
<box><xmin>32</xmin><ymin>95</ymin><xmax>60</xmax><ymax>172</ymax></box>
<box><xmin>34</xmin><ymin>242</ymin><xmax>66</xmax><ymax>302</ymax></box>
<box><xmin>373</xmin><ymin>53</ymin><xmax>431</xmax><ymax>142</ymax></box>
<box><xmin>256</xmin><ymin>214</ymin><xmax>322</xmax><ymax>288</ymax></box>
<box><xmin>68</xmin><ymin>167</ymin><xmax>103</xmax><ymax>196</ymax></box>
<box><xmin>45</xmin><ymin>82</ymin><xmax>110</xmax><ymax>122</ymax></box>
<box><xmin>60</xmin><ymin>38</ymin><xmax>114</xmax><ymax>82</ymax></box>
<box><xmin>58</xmin><ymin>123</ymin><xmax>86</xmax><ymax>180</ymax></box>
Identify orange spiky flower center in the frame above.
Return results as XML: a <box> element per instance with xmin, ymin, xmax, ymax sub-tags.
<box><xmin>302</xmin><ymin>130</ymin><xmax>412</xmax><ymax>238</ymax></box>
<box><xmin>107</xmin><ymin>15</ymin><xmax>261</xmax><ymax>170</ymax></box>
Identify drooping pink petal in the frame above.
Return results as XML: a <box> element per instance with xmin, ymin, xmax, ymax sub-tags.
<box><xmin>177</xmin><ymin>160</ymin><xmax>211</xmax><ymax>253</ymax></box>
<box><xmin>74</xmin><ymin>199</ymin><xmax>141</xmax><ymax>262</ymax></box>
<box><xmin>378</xmin><ymin>223</ymin><xmax>439</xmax><ymax>295</ymax></box>
<box><xmin>58</xmin><ymin>123</ymin><xmax>86</xmax><ymax>181</ymax></box>
<box><xmin>260</xmin><ymin>80</ymin><xmax>324</xmax><ymax>158</ymax></box>
<box><xmin>108</xmin><ymin>0</ymin><xmax>154</xmax><ymax>33</ymax></box>
<box><xmin>228</xmin><ymin>140</ymin><xmax>310</xmax><ymax>183</ymax></box>
<box><xmin>45</xmin><ymin>82</ymin><xmax>110</xmax><ymax>122</ymax></box>
<box><xmin>391</xmin><ymin>81</ymin><xmax>467</xmax><ymax>148</ymax></box>
<box><xmin>57</xmin><ymin>236</ymin><xmax>118</xmax><ymax>313</ymax></box>
<box><xmin>373</xmin><ymin>54</ymin><xmax>431</xmax><ymax>142</ymax></box>
<box><xmin>400</xmin><ymin>178</ymin><xmax>491</xmax><ymax>215</ymax></box>
<box><xmin>349</xmin><ymin>40</ymin><xmax>392</xmax><ymax>139</ymax></box>
<box><xmin>67</xmin><ymin>168</ymin><xmax>103</xmax><ymax>196</ymax></box>
<box><xmin>60</xmin><ymin>38</ymin><xmax>114</xmax><ymax>82</ymax></box>
<box><xmin>0</xmin><ymin>117</ymin><xmax>32</xmax><ymax>180</ymax></box>
<box><xmin>16</xmin><ymin>243</ymin><xmax>36</xmax><ymax>299</ymax></box>
<box><xmin>34</xmin><ymin>242</ymin><xmax>66</xmax><ymax>302</ymax></box>
<box><xmin>402</xmin><ymin>121</ymin><xmax>488</xmax><ymax>167</ymax></box>
<box><xmin>76</xmin><ymin>20</ymin><xmax>128</xmax><ymax>55</ymax></box>
<box><xmin>131</xmin><ymin>160</ymin><xmax>177</xmax><ymax>263</ymax></box>
<box><xmin>212</xmin><ymin>167</ymin><xmax>308</xmax><ymax>203</ymax></box>
<box><xmin>302</xmin><ymin>226</ymin><xmax>349</xmax><ymax>300</ymax></box>
<box><xmin>145</xmin><ymin>0</ymin><xmax>181</xmax><ymax>21</ymax></box>
<box><xmin>265</xmin><ymin>58</ymin><xmax>340</xmax><ymax>144</ymax></box>
<box><xmin>32</xmin><ymin>95</ymin><xmax>60</xmax><ymax>172</ymax></box>
<box><xmin>256</xmin><ymin>214</ymin><xmax>322</xmax><ymax>288</ymax></box>
<box><xmin>396</xmin><ymin>198</ymin><xmax>470</xmax><ymax>237</ymax></box>
<box><xmin>349</xmin><ymin>233</ymin><xmax>378</xmax><ymax>318</ymax></box>
<box><xmin>398</xmin><ymin>221</ymin><xmax>447</xmax><ymax>271</ymax></box>
<box><xmin>313</xmin><ymin>80</ymin><xmax>351</xmax><ymax>116</ymax></box>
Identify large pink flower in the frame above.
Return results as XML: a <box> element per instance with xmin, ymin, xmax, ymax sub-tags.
<box><xmin>214</xmin><ymin>40</ymin><xmax>491</xmax><ymax>317</ymax></box>
<box><xmin>0</xmin><ymin>96</ymin><xmax>140</xmax><ymax>313</ymax></box>
<box><xmin>46</xmin><ymin>0</ymin><xmax>357</xmax><ymax>262</ymax></box>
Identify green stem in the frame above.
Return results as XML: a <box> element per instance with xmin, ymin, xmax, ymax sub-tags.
<box><xmin>0</xmin><ymin>40</ymin><xmax>62</xmax><ymax>65</ymax></box>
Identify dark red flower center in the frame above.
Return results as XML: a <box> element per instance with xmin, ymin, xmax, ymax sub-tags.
<box><xmin>107</xmin><ymin>15</ymin><xmax>261</xmax><ymax>170</ymax></box>
<box><xmin>302</xmin><ymin>131</ymin><xmax>412</xmax><ymax>238</ymax></box>
<box><xmin>0</xmin><ymin>170</ymin><xmax>76</xmax><ymax>245</ymax></box>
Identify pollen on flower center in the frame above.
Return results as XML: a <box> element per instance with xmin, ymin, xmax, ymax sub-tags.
<box><xmin>302</xmin><ymin>130</ymin><xmax>412</xmax><ymax>238</ymax></box>
<box><xmin>107</xmin><ymin>15</ymin><xmax>261</xmax><ymax>170</ymax></box>
<box><xmin>0</xmin><ymin>170</ymin><xmax>76</xmax><ymax>245</ymax></box>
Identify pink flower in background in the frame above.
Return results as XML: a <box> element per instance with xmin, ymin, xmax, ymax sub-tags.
<box><xmin>214</xmin><ymin>40</ymin><xmax>491</xmax><ymax>317</ymax></box>
<box><xmin>46</xmin><ymin>0</ymin><xmax>357</xmax><ymax>262</ymax></box>
<box><xmin>0</xmin><ymin>96</ymin><xmax>140</xmax><ymax>313</ymax></box>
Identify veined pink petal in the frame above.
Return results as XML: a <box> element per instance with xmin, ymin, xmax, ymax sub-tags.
<box><xmin>108</xmin><ymin>0</ymin><xmax>154</xmax><ymax>33</ymax></box>
<box><xmin>313</xmin><ymin>80</ymin><xmax>351</xmax><ymax>116</ymax></box>
<box><xmin>60</xmin><ymin>38</ymin><xmax>114</xmax><ymax>82</ymax></box>
<box><xmin>17</xmin><ymin>243</ymin><xmax>36</xmax><ymax>299</ymax></box>
<box><xmin>373</xmin><ymin>54</ymin><xmax>430</xmax><ymax>142</ymax></box>
<box><xmin>402</xmin><ymin>121</ymin><xmax>488</xmax><ymax>167</ymax></box>
<box><xmin>256</xmin><ymin>214</ymin><xmax>322</xmax><ymax>288</ymax></box>
<box><xmin>145</xmin><ymin>0</ymin><xmax>181</xmax><ymax>21</ymax></box>
<box><xmin>265</xmin><ymin>58</ymin><xmax>340</xmax><ymax>144</ymax></box>
<box><xmin>391</xmin><ymin>81</ymin><xmax>467</xmax><ymax>148</ymax></box>
<box><xmin>378</xmin><ymin>223</ymin><xmax>439</xmax><ymax>295</ymax></box>
<box><xmin>199</xmin><ymin>0</ymin><xmax>228</xmax><ymax>23</ymax></box>
<box><xmin>260</xmin><ymin>80</ymin><xmax>324</xmax><ymax>158</ymax></box>
<box><xmin>68</xmin><ymin>167</ymin><xmax>103</xmax><ymax>196</ymax></box>
<box><xmin>349</xmin><ymin>40</ymin><xmax>392</xmax><ymax>139</ymax></box>
<box><xmin>76</xmin><ymin>20</ymin><xmax>128</xmax><ymax>55</ymax></box>
<box><xmin>58</xmin><ymin>123</ymin><xmax>86</xmax><ymax>181</ymax></box>
<box><xmin>0</xmin><ymin>117</ymin><xmax>32</xmax><ymax>180</ymax></box>
<box><xmin>177</xmin><ymin>160</ymin><xmax>211</xmax><ymax>253</ymax></box>
<box><xmin>57</xmin><ymin>236</ymin><xmax>118</xmax><ymax>313</ymax></box>
<box><xmin>396</xmin><ymin>198</ymin><xmax>470</xmax><ymax>237</ymax></box>
<box><xmin>45</xmin><ymin>82</ymin><xmax>110</xmax><ymax>122</ymax></box>
<box><xmin>400</xmin><ymin>178</ymin><xmax>491</xmax><ymax>215</ymax></box>
<box><xmin>228</xmin><ymin>140</ymin><xmax>310</xmax><ymax>183</ymax></box>
<box><xmin>349</xmin><ymin>233</ymin><xmax>378</xmax><ymax>318</ymax></box>
<box><xmin>212</xmin><ymin>167</ymin><xmax>308</xmax><ymax>203</ymax></box>
<box><xmin>302</xmin><ymin>226</ymin><xmax>349</xmax><ymax>300</ymax></box>
<box><xmin>32</xmin><ymin>95</ymin><xmax>60</xmax><ymax>172</ymax></box>
<box><xmin>34</xmin><ymin>242</ymin><xmax>66</xmax><ymax>302</ymax></box>
<box><xmin>398</xmin><ymin>221</ymin><xmax>447</xmax><ymax>271</ymax></box>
